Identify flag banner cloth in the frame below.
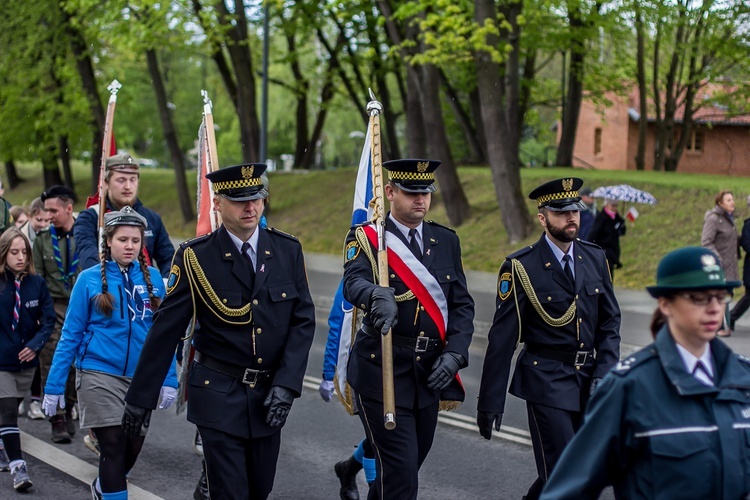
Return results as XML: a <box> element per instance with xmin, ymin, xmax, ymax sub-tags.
<box><xmin>327</xmin><ymin>123</ymin><xmax>373</xmax><ymax>414</ymax></box>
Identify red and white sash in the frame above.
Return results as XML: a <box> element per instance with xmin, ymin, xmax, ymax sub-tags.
<box><xmin>362</xmin><ymin>224</ymin><xmax>449</xmax><ymax>341</ymax></box>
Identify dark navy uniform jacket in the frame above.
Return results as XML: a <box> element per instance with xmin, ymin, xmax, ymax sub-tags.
<box><xmin>74</xmin><ymin>198</ymin><xmax>175</xmax><ymax>278</ymax></box>
<box><xmin>125</xmin><ymin>225</ymin><xmax>316</xmax><ymax>438</ymax></box>
<box><xmin>542</xmin><ymin>327</ymin><xmax>750</xmax><ymax>499</ymax></box>
<box><xmin>343</xmin><ymin>217</ymin><xmax>475</xmax><ymax>409</ymax></box>
<box><xmin>478</xmin><ymin>233</ymin><xmax>621</xmax><ymax>413</ymax></box>
<box><xmin>0</xmin><ymin>270</ymin><xmax>55</xmax><ymax>371</ymax></box>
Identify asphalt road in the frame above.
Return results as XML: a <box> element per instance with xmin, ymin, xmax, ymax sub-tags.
<box><xmin>3</xmin><ymin>253</ymin><xmax>750</xmax><ymax>498</ymax></box>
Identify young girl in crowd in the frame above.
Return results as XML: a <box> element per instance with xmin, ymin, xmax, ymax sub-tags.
<box><xmin>43</xmin><ymin>207</ymin><xmax>177</xmax><ymax>500</ymax></box>
<box><xmin>0</xmin><ymin>228</ymin><xmax>55</xmax><ymax>491</ymax></box>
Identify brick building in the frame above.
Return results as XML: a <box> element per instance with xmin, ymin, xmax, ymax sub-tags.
<box><xmin>567</xmin><ymin>87</ymin><xmax>750</xmax><ymax>176</ymax></box>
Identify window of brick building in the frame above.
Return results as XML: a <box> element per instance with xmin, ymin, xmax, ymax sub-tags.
<box><xmin>686</xmin><ymin>127</ymin><xmax>704</xmax><ymax>152</ymax></box>
<box><xmin>594</xmin><ymin>128</ymin><xmax>602</xmax><ymax>156</ymax></box>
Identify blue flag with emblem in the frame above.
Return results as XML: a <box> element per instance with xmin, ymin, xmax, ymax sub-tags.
<box><xmin>322</xmin><ymin>123</ymin><xmax>373</xmax><ymax>414</ymax></box>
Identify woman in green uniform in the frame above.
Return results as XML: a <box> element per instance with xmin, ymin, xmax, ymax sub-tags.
<box><xmin>541</xmin><ymin>246</ymin><xmax>750</xmax><ymax>499</ymax></box>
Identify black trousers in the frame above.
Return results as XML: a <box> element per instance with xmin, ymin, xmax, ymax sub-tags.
<box><xmin>198</xmin><ymin>425</ymin><xmax>281</xmax><ymax>500</ymax></box>
<box><xmin>524</xmin><ymin>402</ymin><xmax>583</xmax><ymax>500</ymax></box>
<box><xmin>731</xmin><ymin>288</ymin><xmax>750</xmax><ymax>329</ymax></box>
<box><xmin>356</xmin><ymin>393</ymin><xmax>439</xmax><ymax>500</ymax></box>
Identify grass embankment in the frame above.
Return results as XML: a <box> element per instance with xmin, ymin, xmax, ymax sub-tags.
<box><xmin>5</xmin><ymin>163</ymin><xmax>749</xmax><ymax>289</ymax></box>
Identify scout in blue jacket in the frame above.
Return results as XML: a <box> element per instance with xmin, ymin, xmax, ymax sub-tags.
<box><xmin>43</xmin><ymin>207</ymin><xmax>177</xmax><ymax>500</ymax></box>
<box><xmin>542</xmin><ymin>247</ymin><xmax>750</xmax><ymax>499</ymax></box>
<box><xmin>0</xmin><ymin>228</ymin><xmax>55</xmax><ymax>491</ymax></box>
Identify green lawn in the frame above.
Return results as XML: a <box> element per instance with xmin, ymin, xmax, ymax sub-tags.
<box><xmin>5</xmin><ymin>162</ymin><xmax>749</xmax><ymax>289</ymax></box>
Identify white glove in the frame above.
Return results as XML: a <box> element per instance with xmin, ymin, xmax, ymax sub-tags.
<box><xmin>318</xmin><ymin>379</ymin><xmax>335</xmax><ymax>402</ymax></box>
<box><xmin>42</xmin><ymin>394</ymin><xmax>65</xmax><ymax>417</ymax></box>
<box><xmin>158</xmin><ymin>386</ymin><xmax>178</xmax><ymax>410</ymax></box>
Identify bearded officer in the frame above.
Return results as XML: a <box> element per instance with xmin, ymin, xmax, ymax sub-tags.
<box><xmin>121</xmin><ymin>163</ymin><xmax>315</xmax><ymax>500</ymax></box>
<box><xmin>343</xmin><ymin>159</ymin><xmax>475</xmax><ymax>500</ymax></box>
<box><xmin>477</xmin><ymin>177</ymin><xmax>621</xmax><ymax>500</ymax></box>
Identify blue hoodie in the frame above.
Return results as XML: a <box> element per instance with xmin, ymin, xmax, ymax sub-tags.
<box><xmin>45</xmin><ymin>261</ymin><xmax>177</xmax><ymax>395</ymax></box>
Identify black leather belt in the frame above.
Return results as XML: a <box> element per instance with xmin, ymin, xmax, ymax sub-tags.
<box><xmin>361</xmin><ymin>324</ymin><xmax>443</xmax><ymax>353</ymax></box>
<box><xmin>524</xmin><ymin>344</ymin><xmax>595</xmax><ymax>367</ymax></box>
<box><xmin>194</xmin><ymin>351</ymin><xmax>272</xmax><ymax>388</ymax></box>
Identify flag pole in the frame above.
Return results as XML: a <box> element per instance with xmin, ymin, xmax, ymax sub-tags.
<box><xmin>367</xmin><ymin>89</ymin><xmax>396</xmax><ymax>430</ymax></box>
<box><xmin>98</xmin><ymin>79</ymin><xmax>122</xmax><ymax>251</ymax></box>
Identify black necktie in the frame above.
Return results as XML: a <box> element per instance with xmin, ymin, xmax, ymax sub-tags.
<box><xmin>240</xmin><ymin>242</ymin><xmax>256</xmax><ymax>279</ymax></box>
<box><xmin>408</xmin><ymin>228</ymin><xmax>422</xmax><ymax>260</ymax></box>
<box><xmin>562</xmin><ymin>254</ymin><xmax>574</xmax><ymax>285</ymax></box>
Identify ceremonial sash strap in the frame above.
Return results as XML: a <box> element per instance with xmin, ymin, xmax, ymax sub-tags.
<box><xmin>362</xmin><ymin>224</ymin><xmax>448</xmax><ymax>341</ymax></box>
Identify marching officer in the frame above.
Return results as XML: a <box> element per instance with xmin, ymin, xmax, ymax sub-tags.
<box><xmin>343</xmin><ymin>159</ymin><xmax>475</xmax><ymax>500</ymax></box>
<box><xmin>477</xmin><ymin>177</ymin><xmax>621</xmax><ymax>499</ymax></box>
<box><xmin>121</xmin><ymin>164</ymin><xmax>316</xmax><ymax>499</ymax></box>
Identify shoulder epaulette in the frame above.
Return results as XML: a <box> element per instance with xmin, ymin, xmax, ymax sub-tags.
<box><xmin>612</xmin><ymin>346</ymin><xmax>658</xmax><ymax>376</ymax></box>
<box><xmin>425</xmin><ymin>220</ymin><xmax>456</xmax><ymax>233</ymax></box>
<box><xmin>268</xmin><ymin>227</ymin><xmax>299</xmax><ymax>241</ymax></box>
<box><xmin>179</xmin><ymin>233</ymin><xmax>211</xmax><ymax>248</ymax></box>
<box><xmin>576</xmin><ymin>238</ymin><xmax>603</xmax><ymax>249</ymax></box>
<box><xmin>507</xmin><ymin>244</ymin><xmax>535</xmax><ymax>260</ymax></box>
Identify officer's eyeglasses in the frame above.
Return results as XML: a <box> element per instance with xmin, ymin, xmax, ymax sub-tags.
<box><xmin>677</xmin><ymin>292</ymin><xmax>732</xmax><ymax>306</ymax></box>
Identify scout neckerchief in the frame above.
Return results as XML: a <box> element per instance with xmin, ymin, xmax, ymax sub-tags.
<box><xmin>50</xmin><ymin>226</ymin><xmax>78</xmax><ymax>290</ymax></box>
<box><xmin>121</xmin><ymin>263</ymin><xmax>148</xmax><ymax>321</ymax></box>
<box><xmin>361</xmin><ymin>223</ymin><xmax>448</xmax><ymax>339</ymax></box>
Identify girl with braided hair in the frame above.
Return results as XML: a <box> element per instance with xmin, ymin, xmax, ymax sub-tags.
<box><xmin>42</xmin><ymin>207</ymin><xmax>178</xmax><ymax>500</ymax></box>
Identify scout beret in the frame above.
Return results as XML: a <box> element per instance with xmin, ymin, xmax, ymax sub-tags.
<box><xmin>41</xmin><ymin>185</ymin><xmax>76</xmax><ymax>202</ymax></box>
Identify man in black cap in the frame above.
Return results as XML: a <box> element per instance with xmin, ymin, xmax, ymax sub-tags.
<box><xmin>74</xmin><ymin>153</ymin><xmax>175</xmax><ymax>278</ymax></box>
<box><xmin>121</xmin><ymin>164</ymin><xmax>315</xmax><ymax>500</ymax></box>
<box><xmin>342</xmin><ymin>159</ymin><xmax>475</xmax><ymax>499</ymax></box>
<box><xmin>476</xmin><ymin>177</ymin><xmax>621</xmax><ymax>499</ymax></box>
<box><xmin>32</xmin><ymin>185</ymin><xmax>81</xmax><ymax>443</ymax></box>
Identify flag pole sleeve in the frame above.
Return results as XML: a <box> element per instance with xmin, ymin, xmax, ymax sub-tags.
<box><xmin>367</xmin><ymin>89</ymin><xmax>396</xmax><ymax>430</ymax></box>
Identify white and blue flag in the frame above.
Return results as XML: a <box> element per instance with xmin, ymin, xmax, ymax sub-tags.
<box><xmin>322</xmin><ymin>123</ymin><xmax>373</xmax><ymax>413</ymax></box>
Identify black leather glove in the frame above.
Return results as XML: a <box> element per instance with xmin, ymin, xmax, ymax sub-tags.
<box><xmin>477</xmin><ymin>411</ymin><xmax>502</xmax><ymax>440</ymax></box>
<box><xmin>264</xmin><ymin>386</ymin><xmax>296</xmax><ymax>427</ymax></box>
<box><xmin>427</xmin><ymin>352</ymin><xmax>464</xmax><ymax>391</ymax></box>
<box><xmin>369</xmin><ymin>287</ymin><xmax>398</xmax><ymax>335</ymax></box>
<box><xmin>122</xmin><ymin>403</ymin><xmax>152</xmax><ymax>439</ymax></box>
<box><xmin>589</xmin><ymin>377</ymin><xmax>602</xmax><ymax>396</ymax></box>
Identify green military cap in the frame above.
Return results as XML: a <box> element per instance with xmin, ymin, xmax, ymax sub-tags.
<box><xmin>106</xmin><ymin>153</ymin><xmax>139</xmax><ymax>174</ymax></box>
<box><xmin>104</xmin><ymin>206</ymin><xmax>148</xmax><ymax>228</ymax></box>
<box><xmin>647</xmin><ymin>247</ymin><xmax>741</xmax><ymax>297</ymax></box>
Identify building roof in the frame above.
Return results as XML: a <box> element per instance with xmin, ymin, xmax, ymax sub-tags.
<box><xmin>626</xmin><ymin>83</ymin><xmax>750</xmax><ymax>127</ymax></box>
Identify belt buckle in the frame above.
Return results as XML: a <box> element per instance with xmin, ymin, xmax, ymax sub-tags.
<box><xmin>415</xmin><ymin>336</ymin><xmax>429</xmax><ymax>353</ymax></box>
<box><xmin>574</xmin><ymin>351</ymin><xmax>588</xmax><ymax>367</ymax></box>
<box><xmin>242</xmin><ymin>368</ymin><xmax>259</xmax><ymax>388</ymax></box>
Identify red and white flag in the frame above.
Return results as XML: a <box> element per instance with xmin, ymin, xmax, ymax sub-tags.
<box><xmin>626</xmin><ymin>206</ymin><xmax>639</xmax><ymax>222</ymax></box>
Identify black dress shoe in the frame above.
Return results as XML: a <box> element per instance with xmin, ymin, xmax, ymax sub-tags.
<box><xmin>334</xmin><ymin>456</ymin><xmax>362</xmax><ymax>500</ymax></box>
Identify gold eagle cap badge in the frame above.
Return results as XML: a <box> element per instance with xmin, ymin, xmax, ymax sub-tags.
<box><xmin>417</xmin><ymin>161</ymin><xmax>429</xmax><ymax>173</ymax></box>
<box><xmin>562</xmin><ymin>178</ymin><xmax>573</xmax><ymax>191</ymax></box>
<box><xmin>241</xmin><ymin>165</ymin><xmax>255</xmax><ymax>178</ymax></box>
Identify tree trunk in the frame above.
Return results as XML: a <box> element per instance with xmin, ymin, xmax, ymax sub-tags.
<box><xmin>475</xmin><ymin>0</ymin><xmax>535</xmax><ymax>244</ymax></box>
<box><xmin>439</xmin><ymin>70</ymin><xmax>485</xmax><ymax>164</ymax></box>
<box><xmin>301</xmin><ymin>71</ymin><xmax>336</xmax><ymax>170</ymax></box>
<box><xmin>555</xmin><ymin>3</ymin><xmax>588</xmax><ymax>167</ymax></box>
<box><xmin>146</xmin><ymin>49</ymin><xmax>194</xmax><ymax>222</ymax></box>
<box><xmin>421</xmin><ymin>64</ymin><xmax>471</xmax><ymax>226</ymax></box>
<box><xmin>215</xmin><ymin>0</ymin><xmax>260</xmax><ymax>162</ymax></box>
<box><xmin>60</xmin><ymin>5</ymin><xmax>105</xmax><ymax>193</ymax></box>
<box><xmin>41</xmin><ymin>144</ymin><xmax>63</xmax><ymax>189</ymax></box>
<box><xmin>5</xmin><ymin>161</ymin><xmax>23</xmax><ymax>189</ymax></box>
<box><xmin>634</xmin><ymin>1</ymin><xmax>647</xmax><ymax>170</ymax></box>
<box><xmin>284</xmin><ymin>32</ymin><xmax>310</xmax><ymax>169</ymax></box>
<box><xmin>469</xmin><ymin>89</ymin><xmax>489</xmax><ymax>162</ymax></box>
<box><xmin>59</xmin><ymin>135</ymin><xmax>74</xmax><ymax>188</ymax></box>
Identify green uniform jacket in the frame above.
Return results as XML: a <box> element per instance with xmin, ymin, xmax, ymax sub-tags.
<box><xmin>541</xmin><ymin>327</ymin><xmax>750</xmax><ymax>499</ymax></box>
<box><xmin>32</xmin><ymin>226</ymin><xmax>79</xmax><ymax>300</ymax></box>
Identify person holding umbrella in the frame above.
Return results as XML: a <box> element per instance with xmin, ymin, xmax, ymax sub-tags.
<box><xmin>589</xmin><ymin>199</ymin><xmax>626</xmax><ymax>280</ymax></box>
